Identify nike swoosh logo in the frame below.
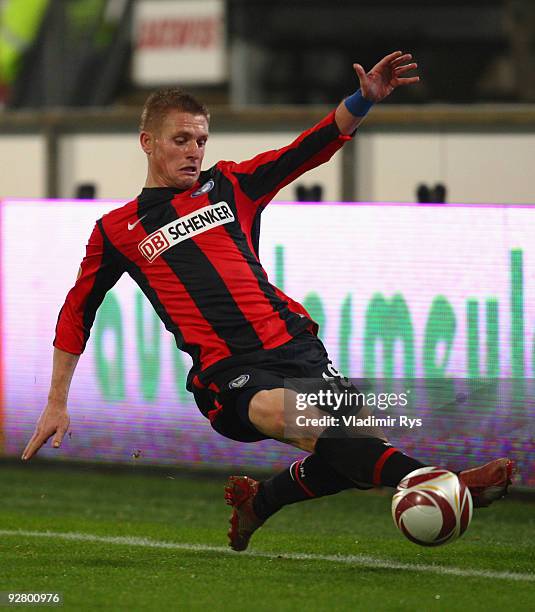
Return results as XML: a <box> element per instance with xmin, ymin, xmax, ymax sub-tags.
<box><xmin>128</xmin><ymin>215</ymin><xmax>147</xmax><ymax>230</ymax></box>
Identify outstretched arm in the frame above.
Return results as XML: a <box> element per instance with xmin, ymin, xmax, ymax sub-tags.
<box><xmin>335</xmin><ymin>51</ymin><xmax>419</xmax><ymax>135</ymax></box>
<box><xmin>225</xmin><ymin>51</ymin><xmax>419</xmax><ymax>210</ymax></box>
<box><xmin>22</xmin><ymin>348</ymin><xmax>78</xmax><ymax>460</ymax></box>
<box><xmin>22</xmin><ymin>220</ymin><xmax>124</xmax><ymax>460</ymax></box>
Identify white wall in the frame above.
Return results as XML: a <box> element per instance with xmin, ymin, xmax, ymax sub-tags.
<box><xmin>356</xmin><ymin>132</ymin><xmax>535</xmax><ymax>204</ymax></box>
<box><xmin>0</xmin><ymin>135</ymin><xmax>46</xmax><ymax>198</ymax></box>
<box><xmin>445</xmin><ymin>134</ymin><xmax>535</xmax><ymax>204</ymax></box>
<box><xmin>59</xmin><ymin>134</ymin><xmax>146</xmax><ymax>200</ymax></box>
<box><xmin>1</xmin><ymin>129</ymin><xmax>534</xmax><ymax>204</ymax></box>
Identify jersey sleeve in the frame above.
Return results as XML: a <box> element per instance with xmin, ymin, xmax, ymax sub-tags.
<box><xmin>219</xmin><ymin>110</ymin><xmax>352</xmax><ymax>211</ymax></box>
<box><xmin>53</xmin><ymin>221</ymin><xmax>124</xmax><ymax>354</ymax></box>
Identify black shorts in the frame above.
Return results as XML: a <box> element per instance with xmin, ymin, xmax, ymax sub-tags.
<box><xmin>193</xmin><ymin>332</ymin><xmax>354</xmax><ymax>443</ymax></box>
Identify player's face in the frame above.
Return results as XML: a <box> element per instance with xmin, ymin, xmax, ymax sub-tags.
<box><xmin>142</xmin><ymin>110</ymin><xmax>209</xmax><ymax>190</ymax></box>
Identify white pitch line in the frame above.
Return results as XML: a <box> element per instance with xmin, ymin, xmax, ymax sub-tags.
<box><xmin>1</xmin><ymin>529</ymin><xmax>534</xmax><ymax>583</ymax></box>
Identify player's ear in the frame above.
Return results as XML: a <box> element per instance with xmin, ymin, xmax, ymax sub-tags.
<box><xmin>140</xmin><ymin>130</ymin><xmax>153</xmax><ymax>155</ymax></box>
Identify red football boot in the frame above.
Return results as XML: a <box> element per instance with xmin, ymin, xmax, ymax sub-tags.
<box><xmin>224</xmin><ymin>476</ymin><xmax>265</xmax><ymax>551</ymax></box>
<box><xmin>459</xmin><ymin>458</ymin><xmax>516</xmax><ymax>508</ymax></box>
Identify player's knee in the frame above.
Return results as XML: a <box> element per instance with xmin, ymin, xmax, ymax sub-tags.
<box><xmin>248</xmin><ymin>388</ymin><xmax>286</xmax><ymax>436</ymax></box>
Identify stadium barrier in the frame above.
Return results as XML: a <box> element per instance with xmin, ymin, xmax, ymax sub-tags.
<box><xmin>1</xmin><ymin>198</ymin><xmax>534</xmax><ymax>486</ymax></box>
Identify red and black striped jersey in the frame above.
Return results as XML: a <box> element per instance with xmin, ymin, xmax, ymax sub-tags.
<box><xmin>54</xmin><ymin>110</ymin><xmax>352</xmax><ymax>390</ymax></box>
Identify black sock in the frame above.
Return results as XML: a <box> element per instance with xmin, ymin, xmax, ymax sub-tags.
<box><xmin>252</xmin><ymin>454</ymin><xmax>356</xmax><ymax>520</ymax></box>
<box><xmin>379</xmin><ymin>448</ymin><xmax>426</xmax><ymax>487</ymax></box>
<box><xmin>314</xmin><ymin>433</ymin><xmax>426</xmax><ymax>488</ymax></box>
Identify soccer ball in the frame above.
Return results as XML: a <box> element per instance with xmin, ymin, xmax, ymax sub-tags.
<box><xmin>391</xmin><ymin>467</ymin><xmax>473</xmax><ymax>546</ymax></box>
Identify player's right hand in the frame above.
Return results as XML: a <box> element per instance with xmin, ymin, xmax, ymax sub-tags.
<box><xmin>353</xmin><ymin>51</ymin><xmax>419</xmax><ymax>103</ymax></box>
<box><xmin>21</xmin><ymin>402</ymin><xmax>70</xmax><ymax>461</ymax></box>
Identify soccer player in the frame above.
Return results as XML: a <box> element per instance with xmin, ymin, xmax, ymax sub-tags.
<box><xmin>22</xmin><ymin>52</ymin><xmax>514</xmax><ymax>551</ymax></box>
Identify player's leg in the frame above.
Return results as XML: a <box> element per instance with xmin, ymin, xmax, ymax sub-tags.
<box><xmin>215</xmin><ymin>384</ymin><xmax>365</xmax><ymax>550</ymax></box>
<box><xmin>248</xmin><ymin>387</ymin><xmax>427</xmax><ymax>487</ymax></box>
<box><xmin>248</xmin><ymin>387</ymin><xmax>514</xmax><ymax>498</ymax></box>
<box><xmin>226</xmin><ymin>386</ymin><xmax>428</xmax><ymax>550</ymax></box>
<box><xmin>226</xmin><ymin>387</ymin><xmax>513</xmax><ymax>550</ymax></box>
<box><xmin>212</xmin><ymin>368</ymin><xmax>513</xmax><ymax>550</ymax></box>
<box><xmin>224</xmin><ymin>454</ymin><xmax>357</xmax><ymax>551</ymax></box>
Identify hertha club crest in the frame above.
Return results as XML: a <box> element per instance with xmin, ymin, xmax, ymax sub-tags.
<box><xmin>191</xmin><ymin>179</ymin><xmax>215</xmax><ymax>197</ymax></box>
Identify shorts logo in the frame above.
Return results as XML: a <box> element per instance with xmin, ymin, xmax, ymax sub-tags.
<box><xmin>191</xmin><ymin>179</ymin><xmax>215</xmax><ymax>197</ymax></box>
<box><xmin>228</xmin><ymin>374</ymin><xmax>250</xmax><ymax>389</ymax></box>
<box><xmin>138</xmin><ymin>201</ymin><xmax>235</xmax><ymax>263</ymax></box>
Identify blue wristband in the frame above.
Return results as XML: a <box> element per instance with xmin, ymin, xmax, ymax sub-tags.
<box><xmin>344</xmin><ymin>89</ymin><xmax>374</xmax><ymax>117</ymax></box>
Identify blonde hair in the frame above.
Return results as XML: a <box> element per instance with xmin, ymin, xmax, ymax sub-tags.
<box><xmin>139</xmin><ymin>88</ymin><xmax>209</xmax><ymax>132</ymax></box>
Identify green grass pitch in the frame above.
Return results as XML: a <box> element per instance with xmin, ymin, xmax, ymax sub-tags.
<box><xmin>1</xmin><ymin>460</ymin><xmax>534</xmax><ymax>611</ymax></box>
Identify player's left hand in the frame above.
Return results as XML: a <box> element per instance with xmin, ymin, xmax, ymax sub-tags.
<box><xmin>353</xmin><ymin>51</ymin><xmax>419</xmax><ymax>103</ymax></box>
